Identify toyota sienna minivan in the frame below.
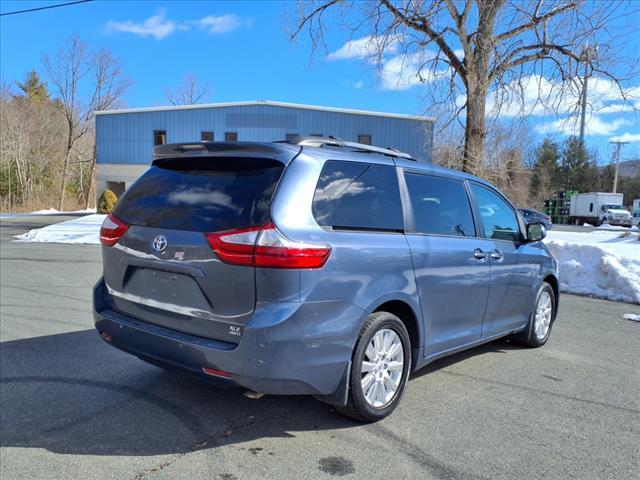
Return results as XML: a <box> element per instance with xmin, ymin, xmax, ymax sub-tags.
<box><xmin>94</xmin><ymin>138</ymin><xmax>559</xmax><ymax>422</ymax></box>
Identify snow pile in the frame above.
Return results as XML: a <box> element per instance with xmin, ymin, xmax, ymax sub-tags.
<box><xmin>544</xmin><ymin>230</ymin><xmax>640</xmax><ymax>304</ymax></box>
<box><xmin>0</xmin><ymin>208</ymin><xmax>96</xmax><ymax>218</ymax></box>
<box><xmin>597</xmin><ymin>223</ymin><xmax>638</xmax><ymax>231</ymax></box>
<box><xmin>623</xmin><ymin>313</ymin><xmax>640</xmax><ymax>322</ymax></box>
<box><xmin>14</xmin><ymin>214</ymin><xmax>106</xmax><ymax>244</ymax></box>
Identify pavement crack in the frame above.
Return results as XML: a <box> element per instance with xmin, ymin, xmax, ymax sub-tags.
<box><xmin>132</xmin><ymin>453</ymin><xmax>187</xmax><ymax>480</ymax></box>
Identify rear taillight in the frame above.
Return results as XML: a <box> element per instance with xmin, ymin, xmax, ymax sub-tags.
<box><xmin>205</xmin><ymin>224</ymin><xmax>331</xmax><ymax>269</ymax></box>
<box><xmin>100</xmin><ymin>213</ymin><xmax>129</xmax><ymax>246</ymax></box>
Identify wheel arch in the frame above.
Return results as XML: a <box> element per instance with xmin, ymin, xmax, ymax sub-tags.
<box><xmin>372</xmin><ymin>299</ymin><xmax>422</xmax><ymax>369</ymax></box>
<box><xmin>542</xmin><ymin>274</ymin><xmax>560</xmax><ymax>320</ymax></box>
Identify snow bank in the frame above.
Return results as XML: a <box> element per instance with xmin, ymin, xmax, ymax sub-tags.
<box><xmin>544</xmin><ymin>230</ymin><xmax>640</xmax><ymax>304</ymax></box>
<box><xmin>14</xmin><ymin>214</ymin><xmax>105</xmax><ymax>244</ymax></box>
<box><xmin>0</xmin><ymin>208</ymin><xmax>96</xmax><ymax>218</ymax></box>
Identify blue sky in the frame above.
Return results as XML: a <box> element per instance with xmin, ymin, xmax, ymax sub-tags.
<box><xmin>1</xmin><ymin>0</ymin><xmax>639</xmax><ymax>162</ymax></box>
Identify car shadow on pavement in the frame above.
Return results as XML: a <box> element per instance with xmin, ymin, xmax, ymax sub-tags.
<box><xmin>1</xmin><ymin>329</ymin><xmax>519</xmax><ymax>457</ymax></box>
<box><xmin>0</xmin><ymin>329</ymin><xmax>355</xmax><ymax>456</ymax></box>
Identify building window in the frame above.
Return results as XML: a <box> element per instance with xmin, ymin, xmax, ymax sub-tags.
<box><xmin>201</xmin><ymin>131</ymin><xmax>214</xmax><ymax>142</ymax></box>
<box><xmin>225</xmin><ymin>132</ymin><xmax>238</xmax><ymax>142</ymax></box>
<box><xmin>154</xmin><ymin>130</ymin><xmax>167</xmax><ymax>146</ymax></box>
<box><xmin>106</xmin><ymin>181</ymin><xmax>126</xmax><ymax>198</ymax></box>
<box><xmin>285</xmin><ymin>133</ymin><xmax>299</xmax><ymax>142</ymax></box>
<box><xmin>358</xmin><ymin>134</ymin><xmax>372</xmax><ymax>145</ymax></box>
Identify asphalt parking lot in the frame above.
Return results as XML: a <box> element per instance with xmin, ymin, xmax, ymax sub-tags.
<box><xmin>1</xmin><ymin>215</ymin><xmax>639</xmax><ymax>480</ymax></box>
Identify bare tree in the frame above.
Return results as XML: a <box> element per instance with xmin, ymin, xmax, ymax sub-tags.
<box><xmin>292</xmin><ymin>0</ymin><xmax>638</xmax><ymax>175</ymax></box>
<box><xmin>1</xmin><ymin>82</ymin><xmax>67</xmax><ymax>211</ymax></box>
<box><xmin>165</xmin><ymin>74</ymin><xmax>210</xmax><ymax>105</ymax></box>
<box><xmin>44</xmin><ymin>35</ymin><xmax>131</xmax><ymax>210</ymax></box>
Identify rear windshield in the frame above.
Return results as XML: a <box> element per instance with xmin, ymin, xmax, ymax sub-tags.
<box><xmin>113</xmin><ymin>157</ymin><xmax>284</xmax><ymax>232</ymax></box>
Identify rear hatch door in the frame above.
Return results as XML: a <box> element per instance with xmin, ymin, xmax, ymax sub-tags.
<box><xmin>102</xmin><ymin>146</ymin><xmax>298</xmax><ymax>343</ymax></box>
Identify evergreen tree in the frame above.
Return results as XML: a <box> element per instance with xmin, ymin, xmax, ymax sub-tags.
<box><xmin>599</xmin><ymin>164</ymin><xmax>616</xmax><ymax>192</ymax></box>
<box><xmin>15</xmin><ymin>70</ymin><xmax>50</xmax><ymax>102</ymax></box>
<box><xmin>560</xmin><ymin>136</ymin><xmax>598</xmax><ymax>192</ymax></box>
<box><xmin>529</xmin><ymin>138</ymin><xmax>560</xmax><ymax>201</ymax></box>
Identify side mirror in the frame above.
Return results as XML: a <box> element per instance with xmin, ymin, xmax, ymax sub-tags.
<box><xmin>527</xmin><ymin>222</ymin><xmax>547</xmax><ymax>242</ymax></box>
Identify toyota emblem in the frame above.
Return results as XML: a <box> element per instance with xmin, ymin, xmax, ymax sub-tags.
<box><xmin>152</xmin><ymin>235</ymin><xmax>168</xmax><ymax>253</ymax></box>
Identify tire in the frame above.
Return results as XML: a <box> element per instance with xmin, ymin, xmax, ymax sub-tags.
<box><xmin>515</xmin><ymin>282</ymin><xmax>556</xmax><ymax>347</ymax></box>
<box><xmin>336</xmin><ymin>311</ymin><xmax>411</xmax><ymax>422</ymax></box>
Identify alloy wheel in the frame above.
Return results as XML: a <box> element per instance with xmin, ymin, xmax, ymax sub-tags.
<box><xmin>360</xmin><ymin>328</ymin><xmax>404</xmax><ymax>408</ymax></box>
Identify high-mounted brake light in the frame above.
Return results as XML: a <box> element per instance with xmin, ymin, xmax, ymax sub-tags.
<box><xmin>100</xmin><ymin>213</ymin><xmax>129</xmax><ymax>246</ymax></box>
<box><xmin>205</xmin><ymin>224</ymin><xmax>331</xmax><ymax>269</ymax></box>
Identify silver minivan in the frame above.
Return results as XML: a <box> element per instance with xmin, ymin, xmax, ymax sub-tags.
<box><xmin>94</xmin><ymin>138</ymin><xmax>559</xmax><ymax>421</ymax></box>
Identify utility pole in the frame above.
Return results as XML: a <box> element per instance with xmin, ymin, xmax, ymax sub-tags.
<box><xmin>579</xmin><ymin>45</ymin><xmax>595</xmax><ymax>147</ymax></box>
<box><xmin>609</xmin><ymin>141</ymin><xmax>628</xmax><ymax>193</ymax></box>
<box><xmin>579</xmin><ymin>62</ymin><xmax>589</xmax><ymax>146</ymax></box>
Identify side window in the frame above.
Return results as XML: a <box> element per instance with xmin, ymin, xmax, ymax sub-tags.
<box><xmin>313</xmin><ymin>160</ymin><xmax>403</xmax><ymax>231</ymax></box>
<box><xmin>404</xmin><ymin>173</ymin><xmax>475</xmax><ymax>237</ymax></box>
<box><xmin>471</xmin><ymin>183</ymin><xmax>520</xmax><ymax>242</ymax></box>
<box><xmin>225</xmin><ymin>132</ymin><xmax>238</xmax><ymax>142</ymax></box>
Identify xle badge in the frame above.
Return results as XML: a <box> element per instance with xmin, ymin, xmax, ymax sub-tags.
<box><xmin>228</xmin><ymin>325</ymin><xmax>243</xmax><ymax>337</ymax></box>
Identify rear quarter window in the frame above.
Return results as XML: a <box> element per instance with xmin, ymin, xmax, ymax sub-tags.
<box><xmin>312</xmin><ymin>160</ymin><xmax>403</xmax><ymax>231</ymax></box>
<box><xmin>113</xmin><ymin>157</ymin><xmax>284</xmax><ymax>232</ymax></box>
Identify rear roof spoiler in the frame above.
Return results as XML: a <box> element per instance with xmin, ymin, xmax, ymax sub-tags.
<box><xmin>152</xmin><ymin>141</ymin><xmax>302</xmax><ymax>164</ymax></box>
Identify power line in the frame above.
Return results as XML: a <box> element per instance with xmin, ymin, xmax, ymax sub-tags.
<box><xmin>0</xmin><ymin>0</ymin><xmax>92</xmax><ymax>17</ymax></box>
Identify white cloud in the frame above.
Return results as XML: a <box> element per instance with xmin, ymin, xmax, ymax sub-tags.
<box><xmin>353</xmin><ymin>80</ymin><xmax>363</xmax><ymax>89</ymax></box>
<box><xmin>197</xmin><ymin>14</ymin><xmax>244</xmax><ymax>34</ymax></box>
<box><xmin>329</xmin><ymin>36</ymin><xmax>462</xmax><ymax>91</ymax></box>
<box><xmin>609</xmin><ymin>132</ymin><xmax>640</xmax><ymax>143</ymax></box>
<box><xmin>327</xmin><ymin>35</ymin><xmax>399</xmax><ymax>61</ymax></box>
<box><xmin>106</xmin><ymin>11</ymin><xmax>176</xmax><ymax>40</ymax></box>
<box><xmin>487</xmin><ymin>74</ymin><xmax>639</xmax><ymax>118</ymax></box>
<box><xmin>535</xmin><ymin>116</ymin><xmax>630</xmax><ymax>137</ymax></box>
<box><xmin>379</xmin><ymin>53</ymin><xmax>423</xmax><ymax>90</ymax></box>
<box><xmin>379</xmin><ymin>52</ymin><xmax>451</xmax><ymax>90</ymax></box>
<box><xmin>106</xmin><ymin>11</ymin><xmax>249</xmax><ymax>40</ymax></box>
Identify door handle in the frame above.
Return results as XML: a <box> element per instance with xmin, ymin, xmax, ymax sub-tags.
<box><xmin>473</xmin><ymin>248</ymin><xmax>487</xmax><ymax>260</ymax></box>
<box><xmin>490</xmin><ymin>249</ymin><xmax>504</xmax><ymax>262</ymax></box>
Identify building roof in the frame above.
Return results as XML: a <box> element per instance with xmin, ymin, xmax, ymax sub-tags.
<box><xmin>95</xmin><ymin>100</ymin><xmax>435</xmax><ymax>122</ymax></box>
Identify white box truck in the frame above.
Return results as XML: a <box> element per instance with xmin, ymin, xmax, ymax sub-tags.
<box><xmin>569</xmin><ymin>192</ymin><xmax>632</xmax><ymax>227</ymax></box>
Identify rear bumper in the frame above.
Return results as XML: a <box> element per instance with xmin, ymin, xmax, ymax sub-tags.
<box><xmin>93</xmin><ymin>279</ymin><xmax>364</xmax><ymax>402</ymax></box>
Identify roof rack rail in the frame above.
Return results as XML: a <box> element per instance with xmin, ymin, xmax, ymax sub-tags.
<box><xmin>281</xmin><ymin>135</ymin><xmax>416</xmax><ymax>161</ymax></box>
